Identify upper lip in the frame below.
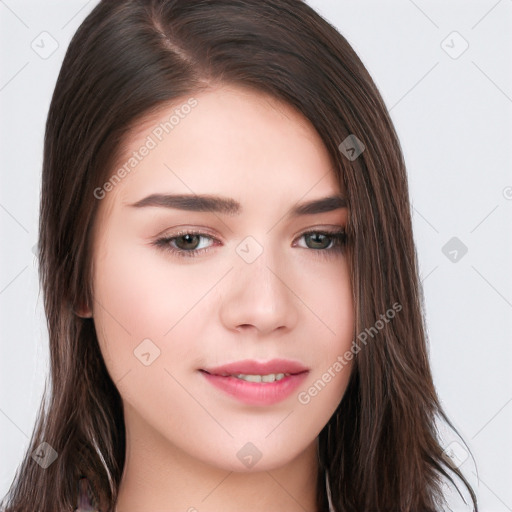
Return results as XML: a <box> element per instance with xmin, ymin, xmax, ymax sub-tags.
<box><xmin>201</xmin><ymin>358</ymin><xmax>310</xmax><ymax>376</ymax></box>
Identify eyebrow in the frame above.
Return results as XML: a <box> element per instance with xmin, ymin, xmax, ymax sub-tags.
<box><xmin>127</xmin><ymin>193</ymin><xmax>347</xmax><ymax>217</ymax></box>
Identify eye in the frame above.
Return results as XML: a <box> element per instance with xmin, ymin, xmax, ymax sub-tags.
<box><xmin>152</xmin><ymin>230</ymin><xmax>215</xmax><ymax>258</ymax></box>
<box><xmin>152</xmin><ymin>228</ymin><xmax>347</xmax><ymax>259</ymax></box>
<box><xmin>294</xmin><ymin>229</ymin><xmax>347</xmax><ymax>257</ymax></box>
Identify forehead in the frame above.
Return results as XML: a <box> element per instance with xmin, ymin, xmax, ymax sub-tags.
<box><xmin>99</xmin><ymin>84</ymin><xmax>343</xmax><ymax>216</ymax></box>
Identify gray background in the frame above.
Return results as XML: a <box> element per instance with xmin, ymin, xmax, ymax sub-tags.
<box><xmin>1</xmin><ymin>0</ymin><xmax>511</xmax><ymax>510</ymax></box>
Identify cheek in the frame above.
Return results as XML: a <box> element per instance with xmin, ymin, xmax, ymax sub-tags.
<box><xmin>296</xmin><ymin>296</ymin><xmax>354</xmax><ymax>422</ymax></box>
<box><xmin>91</xmin><ymin>239</ymin><xmax>218</xmax><ymax>381</ymax></box>
<box><xmin>299</xmin><ymin>261</ymin><xmax>355</xmax><ymax>406</ymax></box>
<box><xmin>305</xmin><ymin>257</ymin><xmax>355</xmax><ymax>349</ymax></box>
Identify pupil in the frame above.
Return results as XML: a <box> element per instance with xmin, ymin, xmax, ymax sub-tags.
<box><xmin>180</xmin><ymin>234</ymin><xmax>198</xmax><ymax>249</ymax></box>
<box><xmin>309</xmin><ymin>233</ymin><xmax>327</xmax><ymax>248</ymax></box>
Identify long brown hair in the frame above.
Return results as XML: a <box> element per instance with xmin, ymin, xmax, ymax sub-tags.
<box><xmin>1</xmin><ymin>1</ymin><xmax>477</xmax><ymax>510</ymax></box>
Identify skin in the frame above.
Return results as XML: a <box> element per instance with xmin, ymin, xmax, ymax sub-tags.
<box><xmin>79</xmin><ymin>84</ymin><xmax>355</xmax><ymax>512</ymax></box>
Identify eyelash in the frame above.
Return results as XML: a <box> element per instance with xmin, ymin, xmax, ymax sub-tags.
<box><xmin>152</xmin><ymin>229</ymin><xmax>347</xmax><ymax>259</ymax></box>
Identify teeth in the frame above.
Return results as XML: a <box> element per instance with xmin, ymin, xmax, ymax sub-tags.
<box><xmin>232</xmin><ymin>373</ymin><xmax>289</xmax><ymax>383</ymax></box>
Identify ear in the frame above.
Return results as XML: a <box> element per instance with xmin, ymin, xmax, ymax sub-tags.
<box><xmin>74</xmin><ymin>301</ymin><xmax>93</xmax><ymax>318</ymax></box>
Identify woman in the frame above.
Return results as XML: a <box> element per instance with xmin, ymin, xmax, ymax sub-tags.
<box><xmin>0</xmin><ymin>0</ymin><xmax>477</xmax><ymax>511</ymax></box>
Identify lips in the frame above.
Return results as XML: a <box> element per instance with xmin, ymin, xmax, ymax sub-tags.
<box><xmin>199</xmin><ymin>359</ymin><xmax>310</xmax><ymax>406</ymax></box>
<box><xmin>201</xmin><ymin>358</ymin><xmax>309</xmax><ymax>377</ymax></box>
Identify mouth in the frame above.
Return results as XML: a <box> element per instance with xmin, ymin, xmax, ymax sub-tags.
<box><xmin>200</xmin><ymin>370</ymin><xmax>300</xmax><ymax>383</ymax></box>
<box><xmin>201</xmin><ymin>358</ymin><xmax>309</xmax><ymax>377</ymax></box>
<box><xmin>199</xmin><ymin>359</ymin><xmax>310</xmax><ymax>406</ymax></box>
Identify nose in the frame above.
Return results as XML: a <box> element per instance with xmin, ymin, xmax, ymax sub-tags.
<box><xmin>218</xmin><ymin>241</ymin><xmax>299</xmax><ymax>337</ymax></box>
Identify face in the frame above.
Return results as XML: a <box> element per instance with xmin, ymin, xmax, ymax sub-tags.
<box><xmin>87</xmin><ymin>84</ymin><xmax>355</xmax><ymax>473</ymax></box>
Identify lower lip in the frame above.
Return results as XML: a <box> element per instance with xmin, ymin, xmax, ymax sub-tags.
<box><xmin>200</xmin><ymin>370</ymin><xmax>309</xmax><ymax>406</ymax></box>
